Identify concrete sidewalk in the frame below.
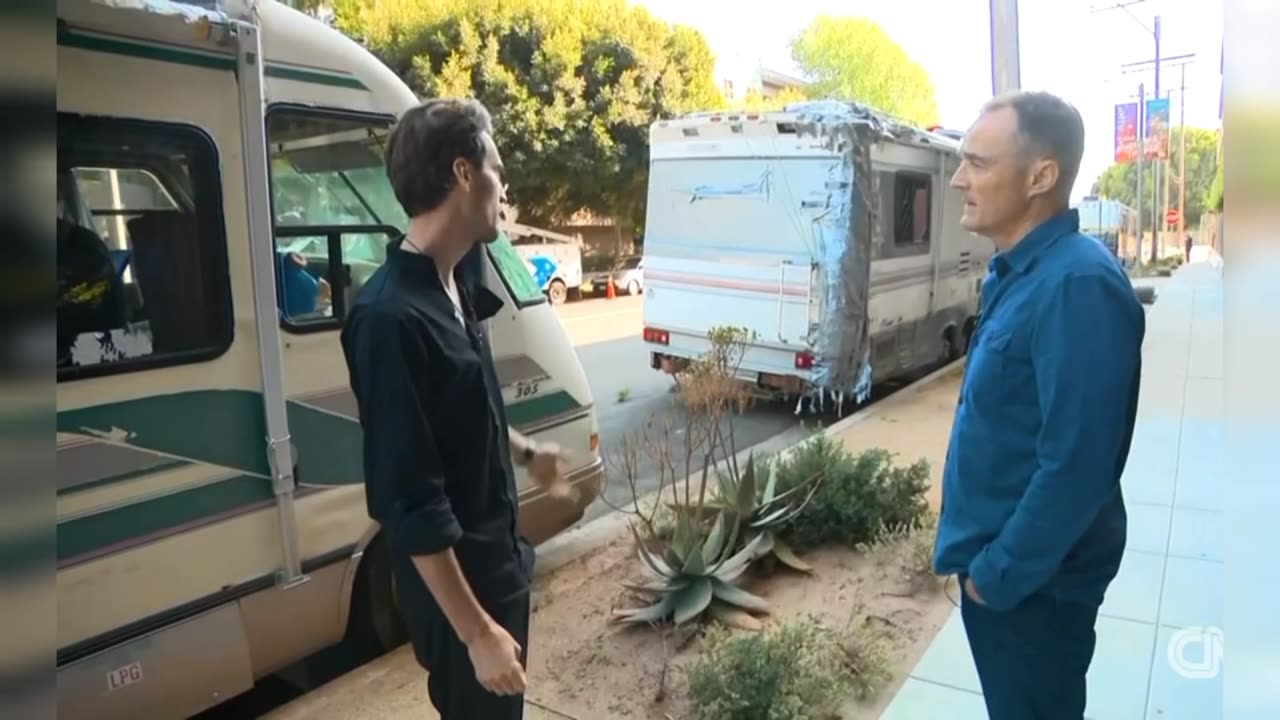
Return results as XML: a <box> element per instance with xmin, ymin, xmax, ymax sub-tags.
<box><xmin>882</xmin><ymin>261</ymin><xmax>1227</xmax><ymax>719</ymax></box>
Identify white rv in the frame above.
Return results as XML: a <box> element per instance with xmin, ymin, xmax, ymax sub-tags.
<box><xmin>55</xmin><ymin>1</ymin><xmax>603</xmax><ymax>718</ymax></box>
<box><xmin>641</xmin><ymin>102</ymin><xmax>993</xmax><ymax>413</ymax></box>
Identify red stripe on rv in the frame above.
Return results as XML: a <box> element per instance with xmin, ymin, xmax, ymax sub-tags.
<box><xmin>644</xmin><ymin>271</ymin><xmax>808</xmax><ymax>297</ymax></box>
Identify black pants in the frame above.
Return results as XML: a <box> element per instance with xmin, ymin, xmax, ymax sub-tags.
<box><xmin>960</xmin><ymin>581</ymin><xmax>1099</xmax><ymax>720</ymax></box>
<box><xmin>423</xmin><ymin>590</ymin><xmax>531</xmax><ymax>720</ymax></box>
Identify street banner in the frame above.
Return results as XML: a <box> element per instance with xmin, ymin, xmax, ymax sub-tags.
<box><xmin>1145</xmin><ymin>97</ymin><xmax>1171</xmax><ymax>160</ymax></box>
<box><xmin>1114</xmin><ymin>102</ymin><xmax>1139</xmax><ymax>163</ymax></box>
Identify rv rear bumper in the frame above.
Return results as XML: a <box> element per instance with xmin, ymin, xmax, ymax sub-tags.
<box><xmin>645</xmin><ymin>332</ymin><xmax>815</xmax><ymax>393</ymax></box>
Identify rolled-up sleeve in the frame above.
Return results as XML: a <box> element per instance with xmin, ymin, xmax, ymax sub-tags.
<box><xmin>346</xmin><ymin>308</ymin><xmax>461</xmax><ymax>557</ymax></box>
<box><xmin>968</xmin><ymin>271</ymin><xmax>1144</xmax><ymax>610</ymax></box>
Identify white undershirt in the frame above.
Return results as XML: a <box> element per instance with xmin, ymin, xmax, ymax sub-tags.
<box><xmin>441</xmin><ymin>276</ymin><xmax>466</xmax><ymax>329</ymax></box>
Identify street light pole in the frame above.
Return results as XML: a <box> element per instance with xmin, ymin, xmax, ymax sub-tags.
<box><xmin>1150</xmin><ymin>15</ymin><xmax>1162</xmax><ymax>264</ymax></box>
<box><xmin>1178</xmin><ymin>62</ymin><xmax>1187</xmax><ymax>243</ymax></box>
<box><xmin>1136</xmin><ymin>82</ymin><xmax>1145</xmax><ymax>265</ymax></box>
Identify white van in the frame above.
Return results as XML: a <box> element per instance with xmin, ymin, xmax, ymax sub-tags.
<box><xmin>504</xmin><ymin>220</ymin><xmax>585</xmax><ymax>304</ymax></box>
<box><xmin>55</xmin><ymin>1</ymin><xmax>603</xmax><ymax>718</ymax></box>
<box><xmin>641</xmin><ymin>102</ymin><xmax>993</xmax><ymax>413</ymax></box>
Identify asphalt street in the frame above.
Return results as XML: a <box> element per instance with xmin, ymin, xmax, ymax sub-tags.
<box><xmin>555</xmin><ymin>295</ymin><xmax>809</xmax><ymax>524</ymax></box>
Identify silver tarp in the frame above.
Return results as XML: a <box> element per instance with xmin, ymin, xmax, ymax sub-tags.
<box><xmin>788</xmin><ymin>101</ymin><xmax>938</xmax><ymax>411</ymax></box>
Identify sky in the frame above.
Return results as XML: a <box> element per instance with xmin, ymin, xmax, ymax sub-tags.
<box><xmin>633</xmin><ymin>0</ymin><xmax>1224</xmax><ymax>203</ymax></box>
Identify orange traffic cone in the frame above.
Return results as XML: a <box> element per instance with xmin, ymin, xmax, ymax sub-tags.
<box><xmin>606</xmin><ymin>279</ymin><xmax>616</xmax><ymax>300</ymax></box>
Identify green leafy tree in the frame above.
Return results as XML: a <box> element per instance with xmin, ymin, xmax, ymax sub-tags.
<box><xmin>332</xmin><ymin>0</ymin><xmax>722</xmax><ymax>232</ymax></box>
<box><xmin>1095</xmin><ymin>127</ymin><xmax>1221</xmax><ymax>226</ymax></box>
<box><xmin>1206</xmin><ymin>162</ymin><xmax>1224</xmax><ymax>212</ymax></box>
<box><xmin>789</xmin><ymin>16</ymin><xmax>940</xmax><ymax>127</ymax></box>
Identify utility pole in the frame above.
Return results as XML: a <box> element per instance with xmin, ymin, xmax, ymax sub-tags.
<box><xmin>989</xmin><ymin>0</ymin><xmax>1022</xmax><ymax>95</ymax></box>
<box><xmin>1119</xmin><ymin>51</ymin><xmax>1195</xmax><ymax>264</ymax></box>
<box><xmin>1093</xmin><ymin>1</ymin><xmax>1168</xmax><ymax>263</ymax></box>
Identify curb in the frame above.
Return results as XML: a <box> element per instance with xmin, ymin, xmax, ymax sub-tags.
<box><xmin>532</xmin><ymin>358</ymin><xmax>966</xmax><ymax>579</ymax></box>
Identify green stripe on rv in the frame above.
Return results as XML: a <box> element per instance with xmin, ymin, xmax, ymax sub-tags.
<box><xmin>57</xmin><ymin>389</ymin><xmax>583</xmax><ymax>489</ymax></box>
<box><xmin>264</xmin><ymin>64</ymin><xmax>367</xmax><ymax>90</ymax></box>
<box><xmin>57</xmin><ymin>474</ymin><xmax>274</xmax><ymax>564</ymax></box>
<box><xmin>55</xmin><ymin>389</ymin><xmax>583</xmax><ymax>563</ymax></box>
<box><xmin>53</xmin><ymin>389</ymin><xmax>583</xmax><ymax>487</ymax></box>
<box><xmin>56</xmin><ymin>28</ymin><xmax>369</xmax><ymax>90</ymax></box>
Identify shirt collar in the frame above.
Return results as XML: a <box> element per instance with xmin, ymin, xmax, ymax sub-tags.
<box><xmin>387</xmin><ymin>237</ymin><xmax>506</xmax><ymax>322</ymax></box>
<box><xmin>991</xmin><ymin>208</ymin><xmax>1079</xmax><ymax>276</ymax></box>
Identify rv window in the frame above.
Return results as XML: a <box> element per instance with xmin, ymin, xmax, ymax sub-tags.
<box><xmin>886</xmin><ymin>171</ymin><xmax>932</xmax><ymax>257</ymax></box>
<box><xmin>56</xmin><ymin>113</ymin><xmax>233</xmax><ymax>381</ymax></box>
<box><xmin>266</xmin><ymin>108</ymin><xmax>406</xmax><ymax>330</ymax></box>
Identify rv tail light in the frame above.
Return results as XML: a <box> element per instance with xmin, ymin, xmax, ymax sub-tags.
<box><xmin>590</xmin><ymin>433</ymin><xmax>600</xmax><ymax>452</ymax></box>
<box><xmin>794</xmin><ymin>351</ymin><xmax>815</xmax><ymax>370</ymax></box>
<box><xmin>644</xmin><ymin>327</ymin><xmax>670</xmax><ymax>345</ymax></box>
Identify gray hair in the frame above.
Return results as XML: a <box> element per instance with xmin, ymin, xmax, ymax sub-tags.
<box><xmin>983</xmin><ymin>91</ymin><xmax>1085</xmax><ymax>201</ymax></box>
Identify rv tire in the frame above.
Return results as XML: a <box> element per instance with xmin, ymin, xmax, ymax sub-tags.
<box><xmin>961</xmin><ymin>317</ymin><xmax>977</xmax><ymax>355</ymax></box>
<box><xmin>941</xmin><ymin>325</ymin><xmax>961</xmax><ymax>363</ymax></box>
<box><xmin>343</xmin><ymin>534</ymin><xmax>407</xmax><ymax>662</ymax></box>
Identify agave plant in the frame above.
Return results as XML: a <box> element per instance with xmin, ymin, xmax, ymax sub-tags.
<box><xmin>613</xmin><ymin>490</ymin><xmax>772</xmax><ymax>628</ymax></box>
<box><xmin>671</xmin><ymin>454</ymin><xmax>822</xmax><ymax>573</ymax></box>
<box><xmin>734</xmin><ymin>456</ymin><xmax>823</xmax><ymax>573</ymax></box>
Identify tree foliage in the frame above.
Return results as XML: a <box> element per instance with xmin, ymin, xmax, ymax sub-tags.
<box><xmin>1206</xmin><ymin>161</ymin><xmax>1224</xmax><ymax>212</ymax></box>
<box><xmin>1095</xmin><ymin>127</ymin><xmax>1221</xmax><ymax>226</ymax></box>
<box><xmin>789</xmin><ymin>16</ymin><xmax>940</xmax><ymax>127</ymax></box>
<box><xmin>331</xmin><ymin>0</ymin><xmax>723</xmax><ymax>231</ymax></box>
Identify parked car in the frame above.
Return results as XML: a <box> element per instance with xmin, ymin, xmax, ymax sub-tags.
<box><xmin>582</xmin><ymin>255</ymin><xmax>643</xmax><ymax>296</ymax></box>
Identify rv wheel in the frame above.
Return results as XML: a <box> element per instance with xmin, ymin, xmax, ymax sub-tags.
<box><xmin>961</xmin><ymin>318</ymin><xmax>977</xmax><ymax>355</ymax></box>
<box><xmin>627</xmin><ymin>280</ymin><xmax>641</xmax><ymax>296</ymax></box>
<box><xmin>941</xmin><ymin>326</ymin><xmax>961</xmax><ymax>363</ymax></box>
<box><xmin>344</xmin><ymin>535</ymin><xmax>407</xmax><ymax>662</ymax></box>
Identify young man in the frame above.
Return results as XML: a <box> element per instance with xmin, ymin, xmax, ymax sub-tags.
<box><xmin>341</xmin><ymin>98</ymin><xmax>564</xmax><ymax>719</ymax></box>
<box><xmin>934</xmin><ymin>91</ymin><xmax>1146</xmax><ymax>719</ymax></box>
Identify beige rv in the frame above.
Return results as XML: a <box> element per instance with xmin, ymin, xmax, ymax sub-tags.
<box><xmin>55</xmin><ymin>1</ymin><xmax>603</xmax><ymax>717</ymax></box>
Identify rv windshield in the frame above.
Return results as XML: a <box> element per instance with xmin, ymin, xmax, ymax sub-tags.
<box><xmin>489</xmin><ymin>231</ymin><xmax>546</xmax><ymax>305</ymax></box>
<box><xmin>266</xmin><ymin>108</ymin><xmax>547</xmax><ymax>316</ymax></box>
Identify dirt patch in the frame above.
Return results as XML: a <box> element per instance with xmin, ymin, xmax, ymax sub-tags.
<box><xmin>264</xmin><ymin>368</ymin><xmax>965</xmax><ymax>720</ymax></box>
<box><xmin>525</xmin><ymin>531</ymin><xmax>956</xmax><ymax>719</ymax></box>
<box><xmin>526</xmin><ymin>369</ymin><xmax>964</xmax><ymax>719</ymax></box>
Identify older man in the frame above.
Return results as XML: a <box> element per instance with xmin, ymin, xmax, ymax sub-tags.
<box><xmin>934</xmin><ymin>91</ymin><xmax>1146</xmax><ymax>719</ymax></box>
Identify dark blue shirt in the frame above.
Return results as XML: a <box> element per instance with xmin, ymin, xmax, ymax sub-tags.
<box><xmin>934</xmin><ymin>209</ymin><xmax>1146</xmax><ymax>611</ymax></box>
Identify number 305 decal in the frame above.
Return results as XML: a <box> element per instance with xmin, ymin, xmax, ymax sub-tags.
<box><xmin>515</xmin><ymin>383</ymin><xmax>540</xmax><ymax>399</ymax></box>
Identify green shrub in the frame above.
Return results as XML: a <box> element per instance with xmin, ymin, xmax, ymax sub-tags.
<box><xmin>771</xmin><ymin>437</ymin><xmax>931</xmax><ymax>550</ymax></box>
<box><xmin>686</xmin><ymin>617</ymin><xmax>855</xmax><ymax>720</ymax></box>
